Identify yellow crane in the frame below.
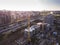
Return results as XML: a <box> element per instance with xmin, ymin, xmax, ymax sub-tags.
<box><xmin>27</xmin><ymin>15</ymin><xmax>31</xmax><ymax>42</ymax></box>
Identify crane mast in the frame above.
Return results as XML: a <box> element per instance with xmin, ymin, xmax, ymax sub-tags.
<box><xmin>27</xmin><ymin>15</ymin><xmax>31</xmax><ymax>42</ymax></box>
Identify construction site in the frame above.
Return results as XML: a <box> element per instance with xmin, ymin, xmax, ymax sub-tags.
<box><xmin>0</xmin><ymin>11</ymin><xmax>60</xmax><ymax>45</ymax></box>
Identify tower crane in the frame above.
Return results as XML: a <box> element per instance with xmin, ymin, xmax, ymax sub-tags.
<box><xmin>27</xmin><ymin>15</ymin><xmax>31</xmax><ymax>42</ymax></box>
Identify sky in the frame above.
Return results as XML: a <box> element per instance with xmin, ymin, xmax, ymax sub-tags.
<box><xmin>0</xmin><ymin>0</ymin><xmax>60</xmax><ymax>11</ymax></box>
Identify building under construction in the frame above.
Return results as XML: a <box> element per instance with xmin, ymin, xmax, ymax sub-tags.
<box><xmin>0</xmin><ymin>11</ymin><xmax>60</xmax><ymax>45</ymax></box>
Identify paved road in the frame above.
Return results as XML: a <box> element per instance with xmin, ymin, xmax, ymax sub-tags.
<box><xmin>0</xmin><ymin>17</ymin><xmax>41</xmax><ymax>34</ymax></box>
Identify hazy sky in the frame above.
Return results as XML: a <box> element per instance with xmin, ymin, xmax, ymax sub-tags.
<box><xmin>0</xmin><ymin>0</ymin><xmax>60</xmax><ymax>11</ymax></box>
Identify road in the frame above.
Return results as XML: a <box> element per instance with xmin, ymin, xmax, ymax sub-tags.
<box><xmin>0</xmin><ymin>17</ymin><xmax>41</xmax><ymax>34</ymax></box>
